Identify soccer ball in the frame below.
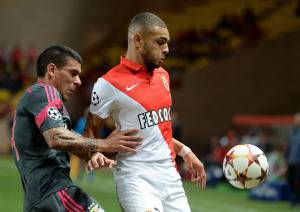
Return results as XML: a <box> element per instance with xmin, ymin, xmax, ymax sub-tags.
<box><xmin>223</xmin><ymin>144</ymin><xmax>269</xmax><ymax>189</ymax></box>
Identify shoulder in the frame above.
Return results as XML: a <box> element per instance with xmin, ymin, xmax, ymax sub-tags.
<box><xmin>18</xmin><ymin>84</ymin><xmax>46</xmax><ymax>105</ymax></box>
<box><xmin>157</xmin><ymin>67</ymin><xmax>169</xmax><ymax>74</ymax></box>
<box><xmin>156</xmin><ymin>67</ymin><xmax>169</xmax><ymax>76</ymax></box>
<box><xmin>91</xmin><ymin>77</ymin><xmax>117</xmax><ymax>100</ymax></box>
<box><xmin>19</xmin><ymin>83</ymin><xmax>62</xmax><ymax>110</ymax></box>
<box><xmin>156</xmin><ymin>67</ymin><xmax>170</xmax><ymax>80</ymax></box>
<box><xmin>102</xmin><ymin>64</ymin><xmax>125</xmax><ymax>82</ymax></box>
<box><xmin>93</xmin><ymin>77</ymin><xmax>114</xmax><ymax>89</ymax></box>
<box><xmin>97</xmin><ymin>64</ymin><xmax>133</xmax><ymax>90</ymax></box>
<box><xmin>31</xmin><ymin>83</ymin><xmax>61</xmax><ymax>102</ymax></box>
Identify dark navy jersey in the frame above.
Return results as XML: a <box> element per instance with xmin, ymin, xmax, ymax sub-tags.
<box><xmin>11</xmin><ymin>81</ymin><xmax>74</xmax><ymax>211</ymax></box>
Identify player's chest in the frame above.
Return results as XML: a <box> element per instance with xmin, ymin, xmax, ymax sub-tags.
<box><xmin>116</xmin><ymin>73</ymin><xmax>172</xmax><ymax>110</ymax></box>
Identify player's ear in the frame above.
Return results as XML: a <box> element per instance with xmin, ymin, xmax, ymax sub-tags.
<box><xmin>133</xmin><ymin>33</ymin><xmax>143</xmax><ymax>49</ymax></box>
<box><xmin>47</xmin><ymin>63</ymin><xmax>56</xmax><ymax>78</ymax></box>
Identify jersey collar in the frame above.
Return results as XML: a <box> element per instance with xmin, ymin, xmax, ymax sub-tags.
<box><xmin>37</xmin><ymin>79</ymin><xmax>48</xmax><ymax>84</ymax></box>
<box><xmin>120</xmin><ymin>56</ymin><xmax>147</xmax><ymax>73</ymax></box>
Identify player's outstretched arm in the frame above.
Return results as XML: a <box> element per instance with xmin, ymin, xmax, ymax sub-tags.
<box><xmin>83</xmin><ymin>112</ymin><xmax>143</xmax><ymax>154</ymax></box>
<box><xmin>172</xmin><ymin>138</ymin><xmax>207</xmax><ymax>189</ymax></box>
<box><xmin>83</xmin><ymin>112</ymin><xmax>144</xmax><ymax>170</ymax></box>
<box><xmin>42</xmin><ymin>126</ymin><xmax>142</xmax><ymax>161</ymax></box>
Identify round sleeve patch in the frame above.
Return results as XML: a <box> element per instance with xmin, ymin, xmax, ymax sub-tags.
<box><xmin>47</xmin><ymin>107</ymin><xmax>62</xmax><ymax>120</ymax></box>
<box><xmin>91</xmin><ymin>91</ymin><xmax>100</xmax><ymax>106</ymax></box>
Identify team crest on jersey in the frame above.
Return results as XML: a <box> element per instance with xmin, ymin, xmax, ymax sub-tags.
<box><xmin>161</xmin><ymin>76</ymin><xmax>169</xmax><ymax>91</ymax></box>
<box><xmin>91</xmin><ymin>91</ymin><xmax>100</xmax><ymax>106</ymax></box>
<box><xmin>47</xmin><ymin>107</ymin><xmax>62</xmax><ymax>120</ymax></box>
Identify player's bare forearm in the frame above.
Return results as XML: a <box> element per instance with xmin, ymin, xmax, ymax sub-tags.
<box><xmin>43</xmin><ymin>126</ymin><xmax>142</xmax><ymax>160</ymax></box>
<box><xmin>172</xmin><ymin>138</ymin><xmax>185</xmax><ymax>154</ymax></box>
<box><xmin>43</xmin><ymin>127</ymin><xmax>100</xmax><ymax>160</ymax></box>
<box><xmin>171</xmin><ymin>138</ymin><xmax>207</xmax><ymax>188</ymax></box>
<box><xmin>83</xmin><ymin>112</ymin><xmax>105</xmax><ymax>139</ymax></box>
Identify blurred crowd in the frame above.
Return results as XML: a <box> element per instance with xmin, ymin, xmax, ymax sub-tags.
<box><xmin>0</xmin><ymin>45</ymin><xmax>37</xmax><ymax>93</ymax></box>
<box><xmin>86</xmin><ymin>6</ymin><xmax>264</xmax><ymax>89</ymax></box>
<box><xmin>86</xmin><ymin>1</ymin><xmax>300</xmax><ymax>90</ymax></box>
<box><xmin>176</xmin><ymin>113</ymin><xmax>300</xmax><ymax>206</ymax></box>
<box><xmin>170</xmin><ymin>7</ymin><xmax>262</xmax><ymax>63</ymax></box>
<box><xmin>0</xmin><ymin>45</ymin><xmax>37</xmax><ymax>117</ymax></box>
<box><xmin>0</xmin><ymin>45</ymin><xmax>38</xmax><ymax>155</ymax></box>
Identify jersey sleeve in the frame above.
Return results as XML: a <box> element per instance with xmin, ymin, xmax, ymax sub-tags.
<box><xmin>25</xmin><ymin>85</ymin><xmax>65</xmax><ymax>132</ymax></box>
<box><xmin>89</xmin><ymin>78</ymin><xmax>117</xmax><ymax>119</ymax></box>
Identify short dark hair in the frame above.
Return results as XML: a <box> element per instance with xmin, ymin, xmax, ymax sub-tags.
<box><xmin>37</xmin><ymin>45</ymin><xmax>83</xmax><ymax>77</ymax></box>
<box><xmin>128</xmin><ymin>12</ymin><xmax>167</xmax><ymax>35</ymax></box>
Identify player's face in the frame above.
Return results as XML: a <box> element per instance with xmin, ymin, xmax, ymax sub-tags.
<box><xmin>53</xmin><ymin>58</ymin><xmax>82</xmax><ymax>101</ymax></box>
<box><xmin>140</xmin><ymin>26</ymin><xmax>170</xmax><ymax>71</ymax></box>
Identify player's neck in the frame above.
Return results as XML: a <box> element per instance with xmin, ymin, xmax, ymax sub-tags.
<box><xmin>37</xmin><ymin>77</ymin><xmax>54</xmax><ymax>87</ymax></box>
<box><xmin>125</xmin><ymin>50</ymin><xmax>146</xmax><ymax>68</ymax></box>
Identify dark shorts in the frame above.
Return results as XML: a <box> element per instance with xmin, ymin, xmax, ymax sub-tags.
<box><xmin>30</xmin><ymin>187</ymin><xmax>105</xmax><ymax>212</ymax></box>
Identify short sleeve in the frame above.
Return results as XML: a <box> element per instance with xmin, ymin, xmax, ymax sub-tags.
<box><xmin>25</xmin><ymin>85</ymin><xmax>65</xmax><ymax>132</ymax></box>
<box><xmin>89</xmin><ymin>78</ymin><xmax>116</xmax><ymax>119</ymax></box>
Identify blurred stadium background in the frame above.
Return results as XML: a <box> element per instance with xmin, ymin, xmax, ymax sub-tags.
<box><xmin>1</xmin><ymin>0</ymin><xmax>300</xmax><ymax>211</ymax></box>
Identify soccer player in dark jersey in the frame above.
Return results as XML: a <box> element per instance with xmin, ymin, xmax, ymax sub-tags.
<box><xmin>11</xmin><ymin>45</ymin><xmax>142</xmax><ymax>212</ymax></box>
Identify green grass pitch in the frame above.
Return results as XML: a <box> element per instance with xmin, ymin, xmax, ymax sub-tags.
<box><xmin>0</xmin><ymin>157</ymin><xmax>294</xmax><ymax>211</ymax></box>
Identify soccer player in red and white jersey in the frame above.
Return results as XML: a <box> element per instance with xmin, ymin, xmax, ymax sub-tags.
<box><xmin>85</xmin><ymin>12</ymin><xmax>206</xmax><ymax>212</ymax></box>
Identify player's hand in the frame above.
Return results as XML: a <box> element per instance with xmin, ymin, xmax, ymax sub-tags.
<box><xmin>183</xmin><ymin>152</ymin><xmax>206</xmax><ymax>189</ymax></box>
<box><xmin>101</xmin><ymin>128</ymin><xmax>143</xmax><ymax>153</ymax></box>
<box><xmin>87</xmin><ymin>152</ymin><xmax>117</xmax><ymax>172</ymax></box>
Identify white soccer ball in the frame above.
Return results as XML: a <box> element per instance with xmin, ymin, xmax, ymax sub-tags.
<box><xmin>223</xmin><ymin>144</ymin><xmax>269</xmax><ymax>189</ymax></box>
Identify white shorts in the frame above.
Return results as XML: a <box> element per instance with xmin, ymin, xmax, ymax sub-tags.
<box><xmin>114</xmin><ymin>160</ymin><xmax>191</xmax><ymax>212</ymax></box>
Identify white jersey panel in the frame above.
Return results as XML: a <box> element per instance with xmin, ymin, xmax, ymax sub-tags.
<box><xmin>90</xmin><ymin>78</ymin><xmax>173</xmax><ymax>162</ymax></box>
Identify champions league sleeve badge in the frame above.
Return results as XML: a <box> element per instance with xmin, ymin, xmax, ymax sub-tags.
<box><xmin>47</xmin><ymin>107</ymin><xmax>62</xmax><ymax>120</ymax></box>
<box><xmin>91</xmin><ymin>91</ymin><xmax>100</xmax><ymax>106</ymax></box>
